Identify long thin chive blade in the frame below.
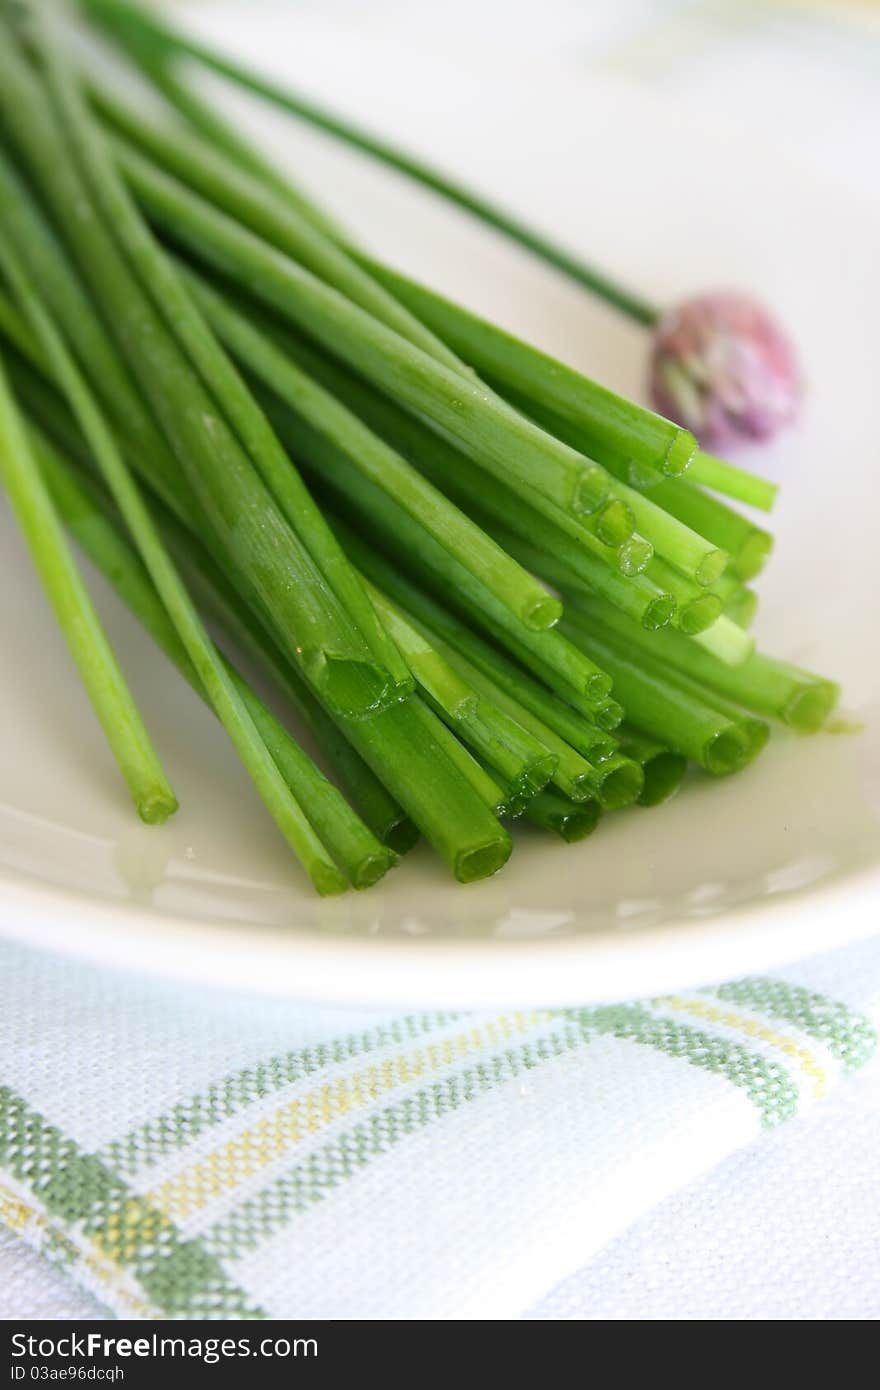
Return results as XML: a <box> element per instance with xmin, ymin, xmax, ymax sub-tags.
<box><xmin>0</xmin><ymin>349</ymin><xmax>177</xmax><ymax>823</ymax></box>
<box><xmin>525</xmin><ymin>790</ymin><xmax>601</xmax><ymax>842</ymax></box>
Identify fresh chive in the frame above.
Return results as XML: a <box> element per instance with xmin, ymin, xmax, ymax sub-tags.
<box><xmin>616</xmin><ymin>726</ymin><xmax>688</xmax><ymax>807</ymax></box>
<box><xmin>153</xmin><ymin>505</ymin><xmax>419</xmax><ymax>855</ymax></box>
<box><xmin>570</xmin><ymin>591</ymin><xmax>754</xmax><ymax>670</ymax></box>
<box><xmin>254</xmin><ymin>382</ymin><xmax>613</xmax><ymax>709</ymax></box>
<box><xmin>574</xmin><ymin>608</ymin><xmax>838</xmax><ymax>732</ymax></box>
<box><xmin>495</xmin><ymin>528</ymin><xmax>675</xmax><ymax>631</ymax></box>
<box><xmin>0</xmin><ymin>346</ymin><xmax>177</xmax><ymax>824</ymax></box>
<box><xmin>525</xmin><ymin>790</ymin><xmax>601</xmax><ymax>842</ymax></box>
<box><xmin>47</xmin><ymin>38</ymin><xmax>414</xmax><ymax>705</ymax></box>
<box><xmin>643</xmin><ymin>555</ymin><xmax>722</xmax><ymax>635</ymax></box>
<box><xmin>686</xmin><ymin>450</ymin><xmax>778</xmax><ymax>513</ymax></box>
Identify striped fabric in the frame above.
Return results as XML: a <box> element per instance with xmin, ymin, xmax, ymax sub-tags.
<box><xmin>1</xmin><ymin>936</ymin><xmax>878</xmax><ymax>1319</ymax></box>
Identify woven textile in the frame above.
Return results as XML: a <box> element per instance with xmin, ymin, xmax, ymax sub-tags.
<box><xmin>1</xmin><ymin>934</ymin><xmax>878</xmax><ymax>1319</ymax></box>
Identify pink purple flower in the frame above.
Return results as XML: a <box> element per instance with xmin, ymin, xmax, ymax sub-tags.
<box><xmin>649</xmin><ymin>292</ymin><xmax>802</xmax><ymax>450</ymax></box>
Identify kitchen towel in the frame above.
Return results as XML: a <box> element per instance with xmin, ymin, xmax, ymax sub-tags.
<box><xmin>1</xmin><ymin>933</ymin><xmax>877</xmax><ymax>1320</ymax></box>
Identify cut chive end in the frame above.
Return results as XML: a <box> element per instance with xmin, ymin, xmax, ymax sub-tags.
<box><xmin>351</xmin><ymin>849</ymin><xmax>397</xmax><ymax>890</ymax></box>
<box><xmin>617</xmin><ymin>537</ymin><xmax>652</xmax><ymax>576</ymax></box>
<box><xmin>314</xmin><ymin>864</ymin><xmax>351</xmax><ymax>896</ymax></box>
<box><xmin>596</xmin><ymin>757</ymin><xmax>644</xmax><ymax>810</ymax></box>
<box><xmin>136</xmin><ymin>790</ymin><xmax>180</xmax><ymax>825</ymax></box>
<box><xmin>735</xmin><ymin>530</ymin><xmax>774</xmax><ymax>582</ymax></box>
<box><xmin>529</xmin><ymin>792</ymin><xmax>601</xmax><ymax>842</ymax></box>
<box><xmin>784</xmin><ymin>681</ymin><xmax>840</xmax><ymax>733</ymax></box>
<box><xmin>644</xmin><ymin>594</ymin><xmax>676</xmax><ymax>630</ymax></box>
<box><xmin>524</xmin><ymin>592</ymin><xmax>563</xmax><ymax>631</ymax></box>
<box><xmin>638</xmin><ymin>751</ymin><xmax>687</xmax><ymax>806</ymax></box>
<box><xmin>523</xmin><ymin>753</ymin><xmax>557</xmax><ymax>795</ymax></box>
<box><xmin>586</xmin><ymin>734</ymin><xmax>618</xmax><ymax>765</ymax></box>
<box><xmin>663</xmin><ymin>430</ymin><xmax>699</xmax><ymax>477</ymax></box>
<box><xmin>586</xmin><ymin>671</ymin><xmax>614</xmax><ymax>702</ymax></box>
<box><xmin>695</xmin><ymin>548</ymin><xmax>729</xmax><ymax>587</ymax></box>
<box><xmin>703</xmin><ymin>728</ymin><xmax>753</xmax><ymax>777</ymax></box>
<box><xmin>320</xmin><ymin>656</ymin><xmax>399</xmax><ymax>716</ymax></box>
<box><xmin>454</xmin><ymin>833</ymin><xmax>513</xmax><ymax>884</ymax></box>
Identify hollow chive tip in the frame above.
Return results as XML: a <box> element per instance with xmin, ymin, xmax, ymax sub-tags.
<box><xmin>525</xmin><ymin>592</ymin><xmax>563</xmax><ymax>631</ymax></box>
<box><xmin>644</xmin><ymin>594</ymin><xmax>676</xmax><ymax>630</ymax></box>
<box><xmin>136</xmin><ymin>790</ymin><xmax>180</xmax><ymax>825</ymax></box>
<box><xmin>596</xmin><ymin>758</ymin><xmax>644</xmax><ymax>810</ymax></box>
<box><xmin>784</xmin><ymin>682</ymin><xmax>840</xmax><ymax>733</ymax></box>
<box><xmin>454</xmin><ymin>834</ymin><xmax>513</xmax><ymax>884</ymax></box>
<box><xmin>618</xmin><ymin>538</ymin><xmax>652</xmax><ymax>576</ymax></box>
<box><xmin>695</xmin><ymin>548</ymin><xmax>729</xmax><ymax>587</ymax></box>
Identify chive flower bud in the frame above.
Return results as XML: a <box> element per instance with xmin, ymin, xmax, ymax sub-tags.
<box><xmin>649</xmin><ymin>292</ymin><xmax>801</xmax><ymax>449</ymax></box>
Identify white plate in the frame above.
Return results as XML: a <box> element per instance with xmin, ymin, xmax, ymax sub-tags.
<box><xmin>1</xmin><ymin>9</ymin><xmax>878</xmax><ymax>1007</ymax></box>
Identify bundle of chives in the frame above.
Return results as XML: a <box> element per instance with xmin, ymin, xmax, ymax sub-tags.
<box><xmin>356</xmin><ymin>262</ymin><xmax>779</xmax><ymax>510</ymax></box>
<box><xmin>146</xmin><ymin>478</ymin><xmax>515</xmax><ymax>879</ymax></box>
<box><xmin>335</xmin><ymin>526</ymin><xmax>644</xmax><ymax>811</ymax></box>
<box><xmin>224</xmin><ymin>307</ymin><xmax>639</xmax><ymax>563</ymax></box>
<box><xmin>0</xmin><ymin>347</ymin><xmax>177</xmax><ymax>824</ymax></box>
<box><xmin>181</xmin><ymin>267</ymin><xmax>562</xmax><ymax>632</ymax></box>
<box><xmin>256</xmin><ymin>385</ymin><xmax>614</xmax><ymax>712</ymax></box>
<box><xmin>81</xmin><ymin>0</ymin><xmax>785</xmax><ymax>503</ymax></box>
<box><xmin>560</xmin><ymin>617</ymin><xmax>764</xmax><ymax>776</ymax></box>
<box><xmin>0</xmin><ymin>1</ymin><xmax>839</xmax><ymax>898</ymax></box>
<box><xmin>525</xmin><ymin>791</ymin><xmax>602</xmax><ymax>843</ymax></box>
<box><xmin>109</xmin><ymin>141</ymin><xmax>630</xmax><ymax>525</ymax></box>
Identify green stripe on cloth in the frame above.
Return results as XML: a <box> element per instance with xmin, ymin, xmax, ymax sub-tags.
<box><xmin>712</xmin><ymin>978</ymin><xmax>878</xmax><ymax>1071</ymax></box>
<box><xmin>0</xmin><ymin>1087</ymin><xmax>265</xmax><ymax>1319</ymax></box>
<box><xmin>202</xmin><ymin>1004</ymin><xmax>798</xmax><ymax>1260</ymax></box>
<box><xmin>573</xmin><ymin>1005</ymin><xmax>800</xmax><ymax>1127</ymax></box>
<box><xmin>101</xmin><ymin>1011</ymin><xmax>459</xmax><ymax>1176</ymax></box>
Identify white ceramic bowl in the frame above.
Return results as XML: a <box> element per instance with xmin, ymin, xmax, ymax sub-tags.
<box><xmin>1</xmin><ymin>9</ymin><xmax>877</xmax><ymax>1005</ymax></box>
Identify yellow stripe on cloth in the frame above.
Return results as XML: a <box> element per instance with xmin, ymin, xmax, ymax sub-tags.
<box><xmin>149</xmin><ymin>1011</ymin><xmax>550</xmax><ymax>1222</ymax></box>
<box><xmin>659</xmin><ymin>996</ymin><xmax>827</xmax><ymax>1099</ymax></box>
